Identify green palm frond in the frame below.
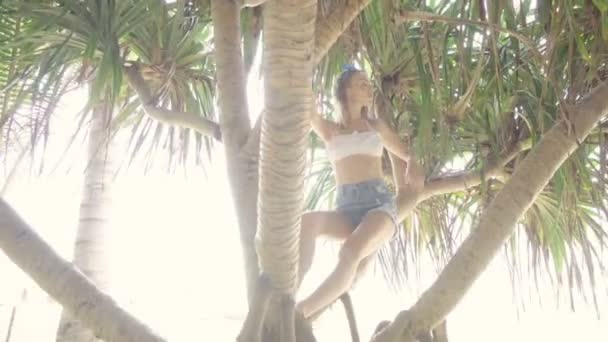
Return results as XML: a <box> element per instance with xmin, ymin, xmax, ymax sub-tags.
<box><xmin>9</xmin><ymin>0</ymin><xmax>151</xmax><ymax>104</ymax></box>
<box><xmin>121</xmin><ymin>0</ymin><xmax>217</xmax><ymax>171</ymax></box>
<box><xmin>305</xmin><ymin>0</ymin><xmax>608</xmax><ymax>311</ymax></box>
<box><xmin>0</xmin><ymin>5</ymin><xmax>79</xmax><ymax>172</ymax></box>
<box><xmin>0</xmin><ymin>10</ymin><xmax>27</xmax><ymax>151</ymax></box>
<box><xmin>2</xmin><ymin>0</ymin><xmax>607</xmax><ymax>315</ymax></box>
<box><xmin>2</xmin><ymin>0</ymin><xmax>218</xmax><ymax>173</ymax></box>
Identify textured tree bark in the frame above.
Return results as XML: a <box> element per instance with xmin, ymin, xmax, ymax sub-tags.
<box><xmin>256</xmin><ymin>0</ymin><xmax>316</xmax><ymax>295</ymax></box>
<box><xmin>56</xmin><ymin>101</ymin><xmax>116</xmax><ymax>342</ymax></box>
<box><xmin>254</xmin><ymin>1</ymin><xmax>317</xmax><ymax>340</ymax></box>
<box><xmin>374</xmin><ymin>81</ymin><xmax>608</xmax><ymax>341</ymax></box>
<box><xmin>0</xmin><ymin>199</ymin><xmax>165</xmax><ymax>342</ymax></box>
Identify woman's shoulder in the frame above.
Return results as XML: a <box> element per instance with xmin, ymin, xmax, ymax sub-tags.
<box><xmin>312</xmin><ymin>116</ymin><xmax>341</xmax><ymax>141</ymax></box>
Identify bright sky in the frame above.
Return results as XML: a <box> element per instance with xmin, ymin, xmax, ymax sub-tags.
<box><xmin>1</xmin><ymin>55</ymin><xmax>608</xmax><ymax>341</ymax></box>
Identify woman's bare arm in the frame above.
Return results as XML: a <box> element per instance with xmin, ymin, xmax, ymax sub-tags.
<box><xmin>369</xmin><ymin>118</ymin><xmax>410</xmax><ymax>164</ymax></box>
<box><xmin>310</xmin><ymin>107</ymin><xmax>338</xmax><ymax>141</ymax></box>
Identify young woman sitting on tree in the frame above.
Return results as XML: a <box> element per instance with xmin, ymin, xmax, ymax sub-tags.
<box><xmin>295</xmin><ymin>65</ymin><xmax>411</xmax><ymax>319</ymax></box>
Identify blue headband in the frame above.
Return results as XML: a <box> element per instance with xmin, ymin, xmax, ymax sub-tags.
<box><xmin>342</xmin><ymin>63</ymin><xmax>359</xmax><ymax>73</ymax></box>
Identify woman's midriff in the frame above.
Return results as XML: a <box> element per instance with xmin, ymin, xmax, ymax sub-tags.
<box><xmin>332</xmin><ymin>155</ymin><xmax>384</xmax><ymax>186</ymax></box>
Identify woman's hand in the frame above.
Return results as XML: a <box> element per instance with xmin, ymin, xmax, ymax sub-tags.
<box><xmin>403</xmin><ymin>158</ymin><xmax>425</xmax><ymax>193</ymax></box>
<box><xmin>310</xmin><ymin>97</ymin><xmax>338</xmax><ymax>141</ymax></box>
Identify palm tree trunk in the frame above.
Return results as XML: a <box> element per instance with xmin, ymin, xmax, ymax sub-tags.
<box><xmin>56</xmin><ymin>102</ymin><xmax>116</xmax><ymax>342</ymax></box>
<box><xmin>373</xmin><ymin>81</ymin><xmax>608</xmax><ymax>341</ymax></box>
<box><xmin>236</xmin><ymin>2</ymin><xmax>319</xmax><ymax>341</ymax></box>
<box><xmin>0</xmin><ymin>198</ymin><xmax>165</xmax><ymax>342</ymax></box>
<box><xmin>210</xmin><ymin>0</ymin><xmax>373</xmax><ymax>306</ymax></box>
<box><xmin>257</xmin><ymin>0</ymin><xmax>317</xmax><ymax>295</ymax></box>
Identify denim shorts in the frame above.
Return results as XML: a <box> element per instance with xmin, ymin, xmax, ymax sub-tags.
<box><xmin>336</xmin><ymin>178</ymin><xmax>399</xmax><ymax>234</ymax></box>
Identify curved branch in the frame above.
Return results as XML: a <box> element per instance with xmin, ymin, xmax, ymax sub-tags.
<box><xmin>142</xmin><ymin>106</ymin><xmax>221</xmax><ymax>141</ymax></box>
<box><xmin>381</xmin><ymin>80</ymin><xmax>608</xmax><ymax>341</ymax></box>
<box><xmin>0</xmin><ymin>199</ymin><xmax>165</xmax><ymax>342</ymax></box>
<box><xmin>313</xmin><ymin>0</ymin><xmax>372</xmax><ymax>65</ymax></box>
<box><xmin>123</xmin><ymin>65</ymin><xmax>221</xmax><ymax>141</ymax></box>
<box><xmin>211</xmin><ymin>0</ymin><xmax>252</xmax><ymax>150</ymax></box>
<box><xmin>211</xmin><ymin>0</ymin><xmax>260</xmax><ymax>305</ymax></box>
<box><xmin>420</xmin><ymin>139</ymin><xmax>532</xmax><ymax>201</ymax></box>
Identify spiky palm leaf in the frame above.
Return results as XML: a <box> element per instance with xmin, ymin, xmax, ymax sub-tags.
<box><xmin>3</xmin><ymin>0</ymin><xmax>607</xmax><ymax>316</ymax></box>
<box><xmin>0</xmin><ymin>3</ymin><xmax>80</xmax><ymax>176</ymax></box>
<box><xmin>120</xmin><ymin>0</ymin><xmax>217</xmax><ymax>171</ymax></box>
<box><xmin>1</xmin><ymin>0</ymin><xmax>218</xmax><ymax>173</ymax></box>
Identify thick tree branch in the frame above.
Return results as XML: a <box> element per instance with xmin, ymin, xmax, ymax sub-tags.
<box><xmin>313</xmin><ymin>0</ymin><xmax>372</xmax><ymax>64</ymax></box>
<box><xmin>391</xmin><ymin>138</ymin><xmax>530</xmax><ymax>226</ymax></box>
<box><xmin>212</xmin><ymin>0</ymin><xmax>252</xmax><ymax>150</ymax></box>
<box><xmin>420</xmin><ymin>139</ymin><xmax>532</xmax><ymax>201</ymax></box>
<box><xmin>240</xmin><ymin>0</ymin><xmax>373</xmax><ymax>66</ymax></box>
<box><xmin>378</xmin><ymin>80</ymin><xmax>608</xmax><ymax>341</ymax></box>
<box><xmin>123</xmin><ymin>65</ymin><xmax>221</xmax><ymax>141</ymax></box>
<box><xmin>0</xmin><ymin>199</ymin><xmax>165</xmax><ymax>342</ymax></box>
<box><xmin>211</xmin><ymin>0</ymin><xmax>260</xmax><ymax>305</ymax></box>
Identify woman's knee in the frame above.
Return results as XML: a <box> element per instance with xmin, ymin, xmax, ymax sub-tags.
<box><xmin>338</xmin><ymin>212</ymin><xmax>394</xmax><ymax>265</ymax></box>
<box><xmin>338</xmin><ymin>239</ymin><xmax>366</xmax><ymax>266</ymax></box>
<box><xmin>301</xmin><ymin>212</ymin><xmax>322</xmax><ymax>236</ymax></box>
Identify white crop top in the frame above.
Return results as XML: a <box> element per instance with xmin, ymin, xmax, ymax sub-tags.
<box><xmin>326</xmin><ymin>130</ymin><xmax>383</xmax><ymax>162</ymax></box>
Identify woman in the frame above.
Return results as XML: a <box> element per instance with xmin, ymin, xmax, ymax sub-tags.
<box><xmin>296</xmin><ymin>65</ymin><xmax>411</xmax><ymax>319</ymax></box>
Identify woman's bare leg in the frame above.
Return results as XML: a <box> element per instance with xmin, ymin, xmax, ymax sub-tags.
<box><xmin>296</xmin><ymin>211</ymin><xmax>395</xmax><ymax>318</ymax></box>
<box><xmin>352</xmin><ymin>253</ymin><xmax>376</xmax><ymax>289</ymax></box>
<box><xmin>298</xmin><ymin>211</ymin><xmax>353</xmax><ymax>287</ymax></box>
